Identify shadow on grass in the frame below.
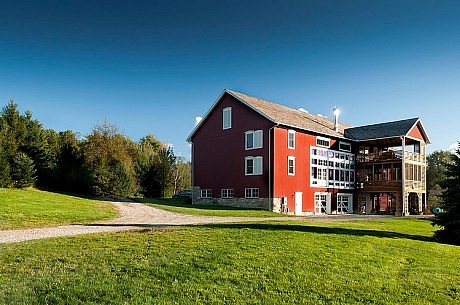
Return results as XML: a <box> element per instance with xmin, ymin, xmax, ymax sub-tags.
<box><xmin>197</xmin><ymin>222</ymin><xmax>434</xmax><ymax>243</ymax></box>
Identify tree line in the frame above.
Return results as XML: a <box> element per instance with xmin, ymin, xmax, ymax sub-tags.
<box><xmin>0</xmin><ymin>100</ymin><xmax>190</xmax><ymax>198</ymax></box>
<box><xmin>426</xmin><ymin>145</ymin><xmax>460</xmax><ymax>245</ymax></box>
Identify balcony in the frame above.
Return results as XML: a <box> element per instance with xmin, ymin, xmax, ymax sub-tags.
<box><xmin>357</xmin><ymin>150</ymin><xmax>425</xmax><ymax>163</ymax></box>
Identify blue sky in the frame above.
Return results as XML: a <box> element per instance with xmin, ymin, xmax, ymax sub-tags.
<box><xmin>1</xmin><ymin>0</ymin><xmax>459</xmax><ymax>159</ymax></box>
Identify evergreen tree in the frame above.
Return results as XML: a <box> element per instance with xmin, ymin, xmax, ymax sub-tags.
<box><xmin>432</xmin><ymin>143</ymin><xmax>460</xmax><ymax>245</ymax></box>
<box><xmin>11</xmin><ymin>152</ymin><xmax>37</xmax><ymax>188</ymax></box>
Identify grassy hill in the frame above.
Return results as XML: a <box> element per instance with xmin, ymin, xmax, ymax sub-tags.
<box><xmin>0</xmin><ymin>188</ymin><xmax>117</xmax><ymax>230</ymax></box>
<box><xmin>0</xmin><ymin>218</ymin><xmax>458</xmax><ymax>304</ymax></box>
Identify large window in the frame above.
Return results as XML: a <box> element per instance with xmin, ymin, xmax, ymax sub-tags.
<box><xmin>201</xmin><ymin>189</ymin><xmax>212</xmax><ymax>198</ymax></box>
<box><xmin>223</xmin><ymin>107</ymin><xmax>232</xmax><ymax>129</ymax></box>
<box><xmin>221</xmin><ymin>189</ymin><xmax>234</xmax><ymax>198</ymax></box>
<box><xmin>245</xmin><ymin>156</ymin><xmax>263</xmax><ymax>175</ymax></box>
<box><xmin>288</xmin><ymin>156</ymin><xmax>295</xmax><ymax>176</ymax></box>
<box><xmin>245</xmin><ymin>188</ymin><xmax>259</xmax><ymax>198</ymax></box>
<box><xmin>310</xmin><ymin>146</ymin><xmax>355</xmax><ymax>189</ymax></box>
<box><xmin>288</xmin><ymin>130</ymin><xmax>296</xmax><ymax>149</ymax></box>
<box><xmin>245</xmin><ymin>130</ymin><xmax>263</xmax><ymax>149</ymax></box>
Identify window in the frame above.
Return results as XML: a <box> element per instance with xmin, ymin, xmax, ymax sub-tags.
<box><xmin>223</xmin><ymin>107</ymin><xmax>232</xmax><ymax>129</ymax></box>
<box><xmin>288</xmin><ymin>130</ymin><xmax>295</xmax><ymax>149</ymax></box>
<box><xmin>288</xmin><ymin>156</ymin><xmax>295</xmax><ymax>176</ymax></box>
<box><xmin>221</xmin><ymin>189</ymin><xmax>234</xmax><ymax>198</ymax></box>
<box><xmin>201</xmin><ymin>189</ymin><xmax>212</xmax><ymax>198</ymax></box>
<box><xmin>245</xmin><ymin>188</ymin><xmax>259</xmax><ymax>198</ymax></box>
<box><xmin>316</xmin><ymin>136</ymin><xmax>330</xmax><ymax>147</ymax></box>
<box><xmin>245</xmin><ymin>130</ymin><xmax>263</xmax><ymax>149</ymax></box>
<box><xmin>310</xmin><ymin>146</ymin><xmax>355</xmax><ymax>189</ymax></box>
<box><xmin>245</xmin><ymin>156</ymin><xmax>263</xmax><ymax>175</ymax></box>
<box><xmin>339</xmin><ymin>141</ymin><xmax>351</xmax><ymax>152</ymax></box>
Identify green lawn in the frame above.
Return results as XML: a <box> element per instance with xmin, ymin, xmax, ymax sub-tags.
<box><xmin>137</xmin><ymin>197</ymin><xmax>291</xmax><ymax>217</ymax></box>
<box><xmin>0</xmin><ymin>218</ymin><xmax>458</xmax><ymax>304</ymax></box>
<box><xmin>0</xmin><ymin>188</ymin><xmax>117</xmax><ymax>230</ymax></box>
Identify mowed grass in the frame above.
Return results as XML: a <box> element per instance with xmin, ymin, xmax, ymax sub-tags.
<box><xmin>0</xmin><ymin>218</ymin><xmax>459</xmax><ymax>304</ymax></box>
<box><xmin>138</xmin><ymin>197</ymin><xmax>290</xmax><ymax>217</ymax></box>
<box><xmin>0</xmin><ymin>188</ymin><xmax>117</xmax><ymax>230</ymax></box>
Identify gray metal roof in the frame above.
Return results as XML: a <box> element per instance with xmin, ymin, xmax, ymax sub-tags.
<box><xmin>344</xmin><ymin>118</ymin><xmax>421</xmax><ymax>141</ymax></box>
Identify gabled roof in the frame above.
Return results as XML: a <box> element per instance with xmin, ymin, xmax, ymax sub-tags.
<box><xmin>226</xmin><ymin>89</ymin><xmax>348</xmax><ymax>137</ymax></box>
<box><xmin>344</xmin><ymin>118</ymin><xmax>431</xmax><ymax>143</ymax></box>
<box><xmin>188</xmin><ymin>89</ymin><xmax>430</xmax><ymax>145</ymax></box>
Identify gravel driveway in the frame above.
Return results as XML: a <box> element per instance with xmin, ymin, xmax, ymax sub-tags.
<box><xmin>0</xmin><ymin>201</ymin><xmax>393</xmax><ymax>244</ymax></box>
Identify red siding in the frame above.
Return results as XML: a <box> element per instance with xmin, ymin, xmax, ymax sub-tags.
<box><xmin>408</xmin><ymin>124</ymin><xmax>427</xmax><ymax>143</ymax></box>
<box><xmin>272</xmin><ymin>127</ymin><xmax>349</xmax><ymax>213</ymax></box>
<box><xmin>191</xmin><ymin>93</ymin><xmax>273</xmax><ymax>198</ymax></box>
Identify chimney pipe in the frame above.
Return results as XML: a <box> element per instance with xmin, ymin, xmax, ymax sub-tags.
<box><xmin>333</xmin><ymin>107</ymin><xmax>340</xmax><ymax>132</ymax></box>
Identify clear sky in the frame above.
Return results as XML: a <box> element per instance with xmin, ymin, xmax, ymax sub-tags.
<box><xmin>1</xmin><ymin>0</ymin><xmax>459</xmax><ymax>159</ymax></box>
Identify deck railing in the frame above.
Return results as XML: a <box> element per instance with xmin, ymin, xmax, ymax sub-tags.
<box><xmin>357</xmin><ymin>150</ymin><xmax>425</xmax><ymax>163</ymax></box>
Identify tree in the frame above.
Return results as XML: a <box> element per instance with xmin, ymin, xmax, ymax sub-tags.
<box><xmin>84</xmin><ymin>120</ymin><xmax>138</xmax><ymax>197</ymax></box>
<box><xmin>426</xmin><ymin>150</ymin><xmax>454</xmax><ymax>210</ymax></box>
<box><xmin>155</xmin><ymin>145</ymin><xmax>176</xmax><ymax>198</ymax></box>
<box><xmin>432</xmin><ymin>143</ymin><xmax>460</xmax><ymax>245</ymax></box>
<box><xmin>11</xmin><ymin>152</ymin><xmax>36</xmax><ymax>188</ymax></box>
<box><xmin>171</xmin><ymin>157</ymin><xmax>191</xmax><ymax>195</ymax></box>
<box><xmin>427</xmin><ymin>150</ymin><xmax>454</xmax><ymax>190</ymax></box>
<box><xmin>54</xmin><ymin>130</ymin><xmax>89</xmax><ymax>193</ymax></box>
<box><xmin>136</xmin><ymin>135</ymin><xmax>162</xmax><ymax>197</ymax></box>
<box><xmin>0</xmin><ymin>124</ymin><xmax>11</xmax><ymax>187</ymax></box>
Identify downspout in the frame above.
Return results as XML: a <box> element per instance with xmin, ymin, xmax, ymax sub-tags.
<box><xmin>268</xmin><ymin>124</ymin><xmax>278</xmax><ymax>211</ymax></box>
<box><xmin>190</xmin><ymin>141</ymin><xmax>195</xmax><ymax>204</ymax></box>
<box><xmin>401</xmin><ymin>136</ymin><xmax>406</xmax><ymax>216</ymax></box>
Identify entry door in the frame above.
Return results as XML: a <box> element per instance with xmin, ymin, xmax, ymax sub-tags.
<box><xmin>295</xmin><ymin>192</ymin><xmax>303</xmax><ymax>215</ymax></box>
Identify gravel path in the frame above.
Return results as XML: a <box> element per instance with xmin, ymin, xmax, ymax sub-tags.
<box><xmin>0</xmin><ymin>201</ymin><xmax>393</xmax><ymax>244</ymax></box>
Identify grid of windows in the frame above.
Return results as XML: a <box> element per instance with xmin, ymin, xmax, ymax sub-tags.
<box><xmin>201</xmin><ymin>189</ymin><xmax>212</xmax><ymax>198</ymax></box>
<box><xmin>221</xmin><ymin>189</ymin><xmax>234</xmax><ymax>198</ymax></box>
<box><xmin>245</xmin><ymin>156</ymin><xmax>263</xmax><ymax>175</ymax></box>
<box><xmin>316</xmin><ymin>136</ymin><xmax>330</xmax><ymax>147</ymax></box>
<box><xmin>288</xmin><ymin>156</ymin><xmax>295</xmax><ymax>175</ymax></box>
<box><xmin>310</xmin><ymin>146</ymin><xmax>355</xmax><ymax>189</ymax></box>
<box><xmin>245</xmin><ymin>130</ymin><xmax>263</xmax><ymax>150</ymax></box>
<box><xmin>245</xmin><ymin>188</ymin><xmax>259</xmax><ymax>198</ymax></box>
<box><xmin>288</xmin><ymin>130</ymin><xmax>296</xmax><ymax>149</ymax></box>
<box><xmin>223</xmin><ymin>107</ymin><xmax>232</xmax><ymax>129</ymax></box>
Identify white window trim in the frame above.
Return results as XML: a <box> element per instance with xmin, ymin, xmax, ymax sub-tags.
<box><xmin>310</xmin><ymin>146</ymin><xmax>355</xmax><ymax>189</ymax></box>
<box><xmin>221</xmin><ymin>189</ymin><xmax>234</xmax><ymax>198</ymax></box>
<box><xmin>337</xmin><ymin>193</ymin><xmax>353</xmax><ymax>214</ymax></box>
<box><xmin>223</xmin><ymin>107</ymin><xmax>232</xmax><ymax>130</ymax></box>
<box><xmin>316</xmin><ymin>136</ymin><xmax>330</xmax><ymax>147</ymax></box>
<box><xmin>245</xmin><ymin>188</ymin><xmax>259</xmax><ymax>198</ymax></box>
<box><xmin>288</xmin><ymin>156</ymin><xmax>296</xmax><ymax>176</ymax></box>
<box><xmin>245</xmin><ymin>130</ymin><xmax>263</xmax><ymax>150</ymax></box>
<box><xmin>339</xmin><ymin>141</ymin><xmax>351</xmax><ymax>152</ymax></box>
<box><xmin>201</xmin><ymin>189</ymin><xmax>212</xmax><ymax>198</ymax></box>
<box><xmin>288</xmin><ymin>130</ymin><xmax>296</xmax><ymax>149</ymax></box>
<box><xmin>245</xmin><ymin>156</ymin><xmax>263</xmax><ymax>175</ymax></box>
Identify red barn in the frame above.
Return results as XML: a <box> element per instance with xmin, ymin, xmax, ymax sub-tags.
<box><xmin>187</xmin><ymin>89</ymin><xmax>430</xmax><ymax>216</ymax></box>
